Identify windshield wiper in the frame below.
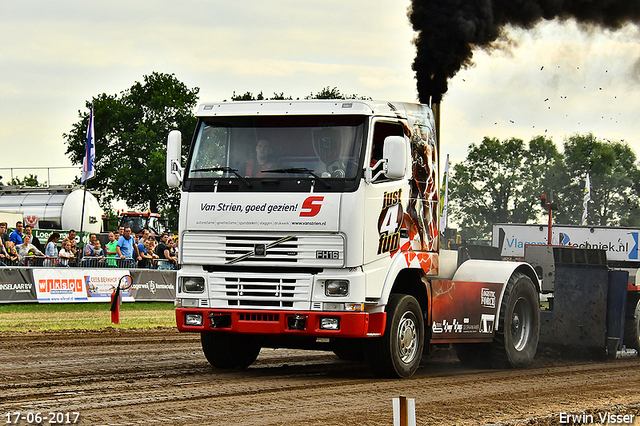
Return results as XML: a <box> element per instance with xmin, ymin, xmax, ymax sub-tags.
<box><xmin>262</xmin><ymin>168</ymin><xmax>331</xmax><ymax>188</ymax></box>
<box><xmin>191</xmin><ymin>167</ymin><xmax>252</xmax><ymax>188</ymax></box>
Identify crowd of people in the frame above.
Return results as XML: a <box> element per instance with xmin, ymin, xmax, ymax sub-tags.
<box><xmin>0</xmin><ymin>221</ymin><xmax>179</xmax><ymax>269</ymax></box>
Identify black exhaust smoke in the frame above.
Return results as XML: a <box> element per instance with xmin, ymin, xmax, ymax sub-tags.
<box><xmin>409</xmin><ymin>0</ymin><xmax>640</xmax><ymax>104</ymax></box>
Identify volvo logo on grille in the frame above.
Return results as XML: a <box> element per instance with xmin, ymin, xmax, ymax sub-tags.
<box><xmin>254</xmin><ymin>244</ymin><xmax>267</xmax><ymax>257</ymax></box>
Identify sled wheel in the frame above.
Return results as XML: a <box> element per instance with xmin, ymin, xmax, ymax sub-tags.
<box><xmin>491</xmin><ymin>272</ymin><xmax>539</xmax><ymax>368</ymax></box>
<box><xmin>624</xmin><ymin>297</ymin><xmax>640</xmax><ymax>352</ymax></box>
<box><xmin>365</xmin><ymin>293</ymin><xmax>424</xmax><ymax>378</ymax></box>
<box><xmin>201</xmin><ymin>333</ymin><xmax>261</xmax><ymax>369</ymax></box>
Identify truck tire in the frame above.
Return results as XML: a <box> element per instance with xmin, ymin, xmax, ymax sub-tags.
<box><xmin>201</xmin><ymin>333</ymin><xmax>261</xmax><ymax>369</ymax></box>
<box><xmin>490</xmin><ymin>272</ymin><xmax>539</xmax><ymax>368</ymax></box>
<box><xmin>624</xmin><ymin>298</ymin><xmax>640</xmax><ymax>352</ymax></box>
<box><xmin>365</xmin><ymin>294</ymin><xmax>424</xmax><ymax>378</ymax></box>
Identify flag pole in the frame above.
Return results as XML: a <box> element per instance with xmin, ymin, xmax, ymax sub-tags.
<box><xmin>581</xmin><ymin>173</ymin><xmax>590</xmax><ymax>226</ymax></box>
<box><xmin>79</xmin><ymin>103</ymin><xmax>96</xmax><ymax>257</ymax></box>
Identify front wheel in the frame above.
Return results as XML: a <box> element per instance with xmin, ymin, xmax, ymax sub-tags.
<box><xmin>201</xmin><ymin>333</ymin><xmax>261</xmax><ymax>369</ymax></box>
<box><xmin>490</xmin><ymin>272</ymin><xmax>539</xmax><ymax>368</ymax></box>
<box><xmin>365</xmin><ymin>294</ymin><xmax>424</xmax><ymax>378</ymax></box>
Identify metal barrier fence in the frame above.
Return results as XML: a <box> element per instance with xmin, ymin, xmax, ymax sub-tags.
<box><xmin>2</xmin><ymin>256</ymin><xmax>180</xmax><ymax>270</ymax></box>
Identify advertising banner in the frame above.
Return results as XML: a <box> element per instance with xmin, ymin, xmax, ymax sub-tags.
<box><xmin>0</xmin><ymin>268</ymin><xmax>37</xmax><ymax>303</ymax></box>
<box><xmin>493</xmin><ymin>224</ymin><xmax>640</xmax><ymax>262</ymax></box>
<box><xmin>32</xmin><ymin>269</ymin><xmax>133</xmax><ymax>303</ymax></box>
<box><xmin>2</xmin><ymin>268</ymin><xmax>176</xmax><ymax>303</ymax></box>
<box><xmin>186</xmin><ymin>192</ymin><xmax>340</xmax><ymax>232</ymax></box>
<box><xmin>129</xmin><ymin>270</ymin><xmax>176</xmax><ymax>302</ymax></box>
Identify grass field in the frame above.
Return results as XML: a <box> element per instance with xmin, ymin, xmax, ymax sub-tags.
<box><xmin>0</xmin><ymin>302</ymin><xmax>177</xmax><ymax>332</ymax></box>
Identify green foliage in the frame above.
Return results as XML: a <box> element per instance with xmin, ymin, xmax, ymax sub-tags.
<box><xmin>449</xmin><ymin>136</ymin><xmax>565</xmax><ymax>239</ymax></box>
<box><xmin>557</xmin><ymin>134</ymin><xmax>640</xmax><ymax>226</ymax></box>
<box><xmin>63</xmin><ymin>72</ymin><xmax>199</xmax><ymax>225</ymax></box>
<box><xmin>449</xmin><ymin>133</ymin><xmax>640</xmax><ymax>238</ymax></box>
<box><xmin>305</xmin><ymin>86</ymin><xmax>371</xmax><ymax>100</ymax></box>
<box><xmin>231</xmin><ymin>87</ymin><xmax>368</xmax><ymax>101</ymax></box>
<box><xmin>7</xmin><ymin>174</ymin><xmax>44</xmax><ymax>187</ymax></box>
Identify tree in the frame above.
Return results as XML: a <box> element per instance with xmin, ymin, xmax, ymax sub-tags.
<box><xmin>6</xmin><ymin>174</ymin><xmax>44</xmax><ymax>187</ymax></box>
<box><xmin>557</xmin><ymin>133</ymin><xmax>640</xmax><ymax>226</ymax></box>
<box><xmin>449</xmin><ymin>136</ymin><xmax>564</xmax><ymax>239</ymax></box>
<box><xmin>230</xmin><ymin>87</ymin><xmax>368</xmax><ymax>101</ymax></box>
<box><xmin>63</xmin><ymin>72</ymin><xmax>199</xmax><ymax>226</ymax></box>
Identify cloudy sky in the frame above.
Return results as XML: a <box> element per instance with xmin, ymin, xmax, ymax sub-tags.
<box><xmin>1</xmin><ymin>1</ymin><xmax>639</xmax><ymax>188</ymax></box>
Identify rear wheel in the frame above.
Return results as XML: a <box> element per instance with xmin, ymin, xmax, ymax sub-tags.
<box><xmin>490</xmin><ymin>272</ymin><xmax>539</xmax><ymax>368</ymax></box>
<box><xmin>365</xmin><ymin>294</ymin><xmax>424</xmax><ymax>378</ymax></box>
<box><xmin>624</xmin><ymin>298</ymin><xmax>640</xmax><ymax>352</ymax></box>
<box><xmin>201</xmin><ymin>333</ymin><xmax>261</xmax><ymax>369</ymax></box>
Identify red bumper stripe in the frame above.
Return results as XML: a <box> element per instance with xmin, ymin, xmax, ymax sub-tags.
<box><xmin>176</xmin><ymin>308</ymin><xmax>386</xmax><ymax>338</ymax></box>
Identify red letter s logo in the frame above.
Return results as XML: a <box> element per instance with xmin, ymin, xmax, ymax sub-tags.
<box><xmin>300</xmin><ymin>196</ymin><xmax>324</xmax><ymax>217</ymax></box>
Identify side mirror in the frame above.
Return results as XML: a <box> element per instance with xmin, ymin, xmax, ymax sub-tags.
<box><xmin>166</xmin><ymin>130</ymin><xmax>183</xmax><ymax>188</ymax></box>
<box><xmin>383</xmin><ymin>136</ymin><xmax>406</xmax><ymax>179</ymax></box>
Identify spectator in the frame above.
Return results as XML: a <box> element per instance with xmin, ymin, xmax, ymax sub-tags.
<box><xmin>140</xmin><ymin>229</ymin><xmax>150</xmax><ymax>243</ymax></box>
<box><xmin>83</xmin><ymin>233</ymin><xmax>99</xmax><ymax>257</ymax></box>
<box><xmin>0</xmin><ymin>222</ymin><xmax>10</xmax><ymax>251</ymax></box>
<box><xmin>0</xmin><ymin>239</ymin><xmax>10</xmax><ymax>266</ymax></box>
<box><xmin>137</xmin><ymin>238</ymin><xmax>154</xmax><ymax>268</ymax></box>
<box><xmin>155</xmin><ymin>233</ymin><xmax>169</xmax><ymax>268</ymax></box>
<box><xmin>5</xmin><ymin>242</ymin><xmax>19</xmax><ymax>265</ymax></box>
<box><xmin>23</xmin><ymin>225</ymin><xmax>44</xmax><ymax>252</ymax></box>
<box><xmin>9</xmin><ymin>221</ymin><xmax>24</xmax><ymax>246</ymax></box>
<box><xmin>116</xmin><ymin>226</ymin><xmax>141</xmax><ymax>266</ymax></box>
<box><xmin>166</xmin><ymin>237</ymin><xmax>178</xmax><ymax>269</ymax></box>
<box><xmin>63</xmin><ymin>230</ymin><xmax>78</xmax><ymax>257</ymax></box>
<box><xmin>57</xmin><ymin>240</ymin><xmax>74</xmax><ymax>267</ymax></box>
<box><xmin>82</xmin><ymin>233</ymin><xmax>101</xmax><ymax>267</ymax></box>
<box><xmin>105</xmin><ymin>232</ymin><xmax>119</xmax><ymax>266</ymax></box>
<box><xmin>92</xmin><ymin>240</ymin><xmax>106</xmax><ymax>266</ymax></box>
<box><xmin>16</xmin><ymin>235</ymin><xmax>44</xmax><ymax>265</ymax></box>
<box><xmin>44</xmin><ymin>232</ymin><xmax>60</xmax><ymax>267</ymax></box>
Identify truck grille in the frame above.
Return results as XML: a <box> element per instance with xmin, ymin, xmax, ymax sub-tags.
<box><xmin>181</xmin><ymin>232</ymin><xmax>345</xmax><ymax>268</ymax></box>
<box><xmin>208</xmin><ymin>273</ymin><xmax>311</xmax><ymax>309</ymax></box>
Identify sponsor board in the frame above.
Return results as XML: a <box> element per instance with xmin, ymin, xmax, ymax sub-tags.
<box><xmin>33</xmin><ymin>269</ymin><xmax>133</xmax><ymax>303</ymax></box>
<box><xmin>493</xmin><ymin>224</ymin><xmax>640</xmax><ymax>262</ymax></box>
<box><xmin>0</xmin><ymin>269</ymin><xmax>37</xmax><ymax>302</ymax></box>
<box><xmin>187</xmin><ymin>193</ymin><xmax>340</xmax><ymax>232</ymax></box>
<box><xmin>1</xmin><ymin>269</ymin><xmax>176</xmax><ymax>304</ymax></box>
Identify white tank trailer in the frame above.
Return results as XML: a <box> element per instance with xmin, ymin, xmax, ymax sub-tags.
<box><xmin>0</xmin><ymin>185</ymin><xmax>103</xmax><ymax>233</ymax></box>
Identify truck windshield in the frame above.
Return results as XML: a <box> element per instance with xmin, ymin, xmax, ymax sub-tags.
<box><xmin>187</xmin><ymin>115</ymin><xmax>366</xmax><ymax>183</ymax></box>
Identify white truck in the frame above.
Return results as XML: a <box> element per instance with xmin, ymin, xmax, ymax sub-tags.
<box><xmin>166</xmin><ymin>100</ymin><xmax>541</xmax><ymax>378</ymax></box>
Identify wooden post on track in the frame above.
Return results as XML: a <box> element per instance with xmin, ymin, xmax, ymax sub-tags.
<box><xmin>393</xmin><ymin>396</ymin><xmax>416</xmax><ymax>426</ymax></box>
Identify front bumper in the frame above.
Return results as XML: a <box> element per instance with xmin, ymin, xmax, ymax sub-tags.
<box><xmin>176</xmin><ymin>308</ymin><xmax>386</xmax><ymax>338</ymax></box>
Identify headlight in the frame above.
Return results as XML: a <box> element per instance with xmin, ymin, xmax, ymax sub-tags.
<box><xmin>184</xmin><ymin>313</ymin><xmax>203</xmax><ymax>326</ymax></box>
<box><xmin>324</xmin><ymin>280</ymin><xmax>349</xmax><ymax>297</ymax></box>
<box><xmin>320</xmin><ymin>317</ymin><xmax>340</xmax><ymax>330</ymax></box>
<box><xmin>182</xmin><ymin>277</ymin><xmax>205</xmax><ymax>293</ymax></box>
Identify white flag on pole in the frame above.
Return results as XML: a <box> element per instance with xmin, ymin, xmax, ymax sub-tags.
<box><xmin>581</xmin><ymin>173</ymin><xmax>590</xmax><ymax>225</ymax></box>
<box><xmin>81</xmin><ymin>104</ymin><xmax>96</xmax><ymax>183</ymax></box>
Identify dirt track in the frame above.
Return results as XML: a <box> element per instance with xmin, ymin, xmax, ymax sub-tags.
<box><xmin>1</xmin><ymin>329</ymin><xmax>640</xmax><ymax>426</ymax></box>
